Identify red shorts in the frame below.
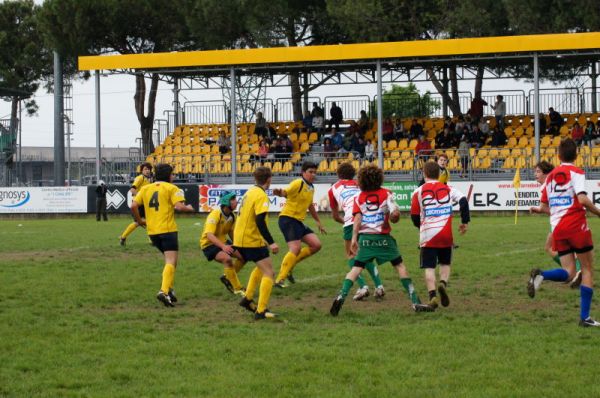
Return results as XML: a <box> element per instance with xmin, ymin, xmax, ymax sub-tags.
<box><xmin>553</xmin><ymin>229</ymin><xmax>594</xmax><ymax>255</ymax></box>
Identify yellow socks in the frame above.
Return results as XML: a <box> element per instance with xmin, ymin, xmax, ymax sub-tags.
<box><xmin>233</xmin><ymin>258</ymin><xmax>244</xmax><ymax>273</ymax></box>
<box><xmin>257</xmin><ymin>277</ymin><xmax>274</xmax><ymax>313</ymax></box>
<box><xmin>277</xmin><ymin>252</ymin><xmax>297</xmax><ymax>281</ymax></box>
<box><xmin>224</xmin><ymin>266</ymin><xmax>242</xmax><ymax>291</ymax></box>
<box><xmin>245</xmin><ymin>266</ymin><xmax>263</xmax><ymax>300</ymax></box>
<box><xmin>160</xmin><ymin>263</ymin><xmax>175</xmax><ymax>293</ymax></box>
<box><xmin>121</xmin><ymin>222</ymin><xmax>138</xmax><ymax>239</ymax></box>
<box><xmin>294</xmin><ymin>247</ymin><xmax>313</xmax><ymax>266</ymax></box>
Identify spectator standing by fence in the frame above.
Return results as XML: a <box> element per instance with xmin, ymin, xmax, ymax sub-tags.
<box><xmin>490</xmin><ymin>95</ymin><xmax>506</xmax><ymax>130</ymax></box>
<box><xmin>217</xmin><ymin>131</ymin><xmax>231</xmax><ymax>154</ymax></box>
<box><xmin>96</xmin><ymin>180</ymin><xmax>108</xmax><ymax>222</ymax></box>
<box><xmin>328</xmin><ymin>102</ymin><xmax>344</xmax><ymax>131</ymax></box>
<box><xmin>548</xmin><ymin>107</ymin><xmax>563</xmax><ymax>135</ymax></box>
<box><xmin>358</xmin><ymin>110</ymin><xmax>370</xmax><ymax>135</ymax></box>
<box><xmin>468</xmin><ymin>96</ymin><xmax>488</xmax><ymax>124</ymax></box>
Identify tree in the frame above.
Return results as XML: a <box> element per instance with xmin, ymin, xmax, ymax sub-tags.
<box><xmin>0</xmin><ymin>0</ymin><xmax>46</xmax><ymax>154</ymax></box>
<box><xmin>378</xmin><ymin>84</ymin><xmax>440</xmax><ymax>119</ymax></box>
<box><xmin>39</xmin><ymin>0</ymin><xmax>192</xmax><ymax>155</ymax></box>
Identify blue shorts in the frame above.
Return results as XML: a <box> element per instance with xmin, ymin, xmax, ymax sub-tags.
<box><xmin>278</xmin><ymin>215</ymin><xmax>314</xmax><ymax>242</ymax></box>
<box><xmin>150</xmin><ymin>232</ymin><xmax>178</xmax><ymax>253</ymax></box>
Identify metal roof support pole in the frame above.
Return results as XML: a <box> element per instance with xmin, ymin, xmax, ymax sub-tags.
<box><xmin>173</xmin><ymin>77</ymin><xmax>180</xmax><ymax>131</ymax></box>
<box><xmin>533</xmin><ymin>52</ymin><xmax>540</xmax><ymax>163</ymax></box>
<box><xmin>442</xmin><ymin>67</ymin><xmax>449</xmax><ymax>119</ymax></box>
<box><xmin>54</xmin><ymin>51</ymin><xmax>65</xmax><ymax>186</ymax></box>
<box><xmin>376</xmin><ymin>60</ymin><xmax>383</xmax><ymax>169</ymax></box>
<box><xmin>95</xmin><ymin>70</ymin><xmax>102</xmax><ymax>184</ymax></box>
<box><xmin>230</xmin><ymin>67</ymin><xmax>237</xmax><ymax>184</ymax></box>
<box><xmin>592</xmin><ymin>62</ymin><xmax>597</xmax><ymax>113</ymax></box>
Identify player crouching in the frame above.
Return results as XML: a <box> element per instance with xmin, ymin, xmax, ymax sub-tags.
<box><xmin>200</xmin><ymin>191</ymin><xmax>246</xmax><ymax>295</ymax></box>
<box><xmin>330</xmin><ymin>164</ymin><xmax>432</xmax><ymax>316</ymax></box>
<box><xmin>410</xmin><ymin>161</ymin><xmax>470</xmax><ymax>310</ymax></box>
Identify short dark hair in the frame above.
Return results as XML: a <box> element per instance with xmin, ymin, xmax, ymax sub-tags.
<box><xmin>140</xmin><ymin>162</ymin><xmax>152</xmax><ymax>172</ymax></box>
<box><xmin>424</xmin><ymin>160</ymin><xmax>440</xmax><ymax>179</ymax></box>
<box><xmin>558</xmin><ymin>138</ymin><xmax>577</xmax><ymax>163</ymax></box>
<box><xmin>254</xmin><ymin>166</ymin><xmax>272</xmax><ymax>185</ymax></box>
<box><xmin>535</xmin><ymin>160</ymin><xmax>554</xmax><ymax>175</ymax></box>
<box><xmin>301</xmin><ymin>161</ymin><xmax>318</xmax><ymax>172</ymax></box>
<box><xmin>357</xmin><ymin>164</ymin><xmax>383</xmax><ymax>192</ymax></box>
<box><xmin>437</xmin><ymin>153</ymin><xmax>448</xmax><ymax>160</ymax></box>
<box><xmin>337</xmin><ymin>162</ymin><xmax>356</xmax><ymax>180</ymax></box>
<box><xmin>154</xmin><ymin>163</ymin><xmax>173</xmax><ymax>182</ymax></box>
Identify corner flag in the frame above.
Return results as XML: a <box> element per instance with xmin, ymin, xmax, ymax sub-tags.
<box><xmin>513</xmin><ymin>167</ymin><xmax>521</xmax><ymax>224</ymax></box>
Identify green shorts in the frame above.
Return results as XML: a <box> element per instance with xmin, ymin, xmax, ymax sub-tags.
<box><xmin>343</xmin><ymin>225</ymin><xmax>353</xmax><ymax>241</ymax></box>
<box><xmin>353</xmin><ymin>234</ymin><xmax>402</xmax><ymax>265</ymax></box>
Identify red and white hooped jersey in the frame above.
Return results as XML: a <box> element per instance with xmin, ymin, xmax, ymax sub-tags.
<box><xmin>540</xmin><ymin>163</ymin><xmax>588</xmax><ymax>239</ymax></box>
<box><xmin>328</xmin><ymin>179</ymin><xmax>361</xmax><ymax>227</ymax></box>
<box><xmin>352</xmin><ymin>188</ymin><xmax>397</xmax><ymax>234</ymax></box>
<box><xmin>411</xmin><ymin>180</ymin><xmax>465</xmax><ymax>247</ymax></box>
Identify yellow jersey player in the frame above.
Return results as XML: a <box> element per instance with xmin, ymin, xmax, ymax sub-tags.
<box><xmin>234</xmin><ymin>166</ymin><xmax>280</xmax><ymax>320</ymax></box>
<box><xmin>200</xmin><ymin>191</ymin><xmax>246</xmax><ymax>295</ymax></box>
<box><xmin>273</xmin><ymin>161</ymin><xmax>326</xmax><ymax>288</ymax></box>
<box><xmin>120</xmin><ymin>162</ymin><xmax>153</xmax><ymax>246</ymax></box>
<box><xmin>418</xmin><ymin>153</ymin><xmax>449</xmax><ymax>186</ymax></box>
<box><xmin>131</xmin><ymin>163</ymin><xmax>194</xmax><ymax>307</ymax></box>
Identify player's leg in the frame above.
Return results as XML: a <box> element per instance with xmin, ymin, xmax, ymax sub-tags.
<box><xmin>575</xmin><ymin>249</ymin><xmax>599</xmax><ymax>326</ymax></box>
<box><xmin>295</xmin><ymin>232</ymin><xmax>322</xmax><ymax>264</ymax></box>
<box><xmin>157</xmin><ymin>249</ymin><xmax>178</xmax><ymax>307</ymax></box>
<box><xmin>528</xmin><ymin>237</ymin><xmax>574</xmax><ymax>298</ymax></box>
<box><xmin>330</xmin><ymin>263</ymin><xmax>365</xmax><ymax>316</ymax></box>
<box><xmin>120</xmin><ymin>222</ymin><xmax>139</xmax><ymax>245</ymax></box>
<box><xmin>215</xmin><ymin>251</ymin><xmax>244</xmax><ymax>294</ymax></box>
<box><xmin>254</xmin><ymin>254</ymin><xmax>277</xmax><ymax>319</ymax></box>
<box><xmin>420</xmin><ymin>247</ymin><xmax>438</xmax><ymax>307</ymax></box>
<box><xmin>393</xmin><ymin>258</ymin><xmax>424</xmax><ymax>307</ymax></box>
<box><xmin>276</xmin><ymin>239</ymin><xmax>301</xmax><ymax>286</ymax></box>
<box><xmin>437</xmin><ymin>248</ymin><xmax>452</xmax><ymax>307</ymax></box>
<box><xmin>344</xmin><ymin>240</ymin><xmax>369</xmax><ymax>300</ymax></box>
<box><xmin>239</xmin><ymin>266</ymin><xmax>261</xmax><ymax>313</ymax></box>
<box><xmin>544</xmin><ymin>232</ymin><xmax>581</xmax><ymax>286</ymax></box>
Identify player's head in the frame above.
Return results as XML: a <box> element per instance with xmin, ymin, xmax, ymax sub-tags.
<box><xmin>357</xmin><ymin>164</ymin><xmax>383</xmax><ymax>192</ymax></box>
<box><xmin>336</xmin><ymin>162</ymin><xmax>356</xmax><ymax>180</ymax></box>
<box><xmin>558</xmin><ymin>138</ymin><xmax>577</xmax><ymax>163</ymax></box>
<box><xmin>534</xmin><ymin>161</ymin><xmax>554</xmax><ymax>184</ymax></box>
<box><xmin>219</xmin><ymin>191</ymin><xmax>238</xmax><ymax>211</ymax></box>
<box><xmin>140</xmin><ymin>162</ymin><xmax>152</xmax><ymax>177</ymax></box>
<box><xmin>423</xmin><ymin>160</ymin><xmax>440</xmax><ymax>180</ymax></box>
<box><xmin>154</xmin><ymin>163</ymin><xmax>173</xmax><ymax>182</ymax></box>
<box><xmin>301</xmin><ymin>161</ymin><xmax>318</xmax><ymax>183</ymax></box>
<box><xmin>437</xmin><ymin>153</ymin><xmax>448</xmax><ymax>168</ymax></box>
<box><xmin>254</xmin><ymin>166</ymin><xmax>272</xmax><ymax>187</ymax></box>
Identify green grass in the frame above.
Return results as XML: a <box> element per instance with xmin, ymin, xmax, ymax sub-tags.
<box><xmin>1</xmin><ymin>215</ymin><xmax>600</xmax><ymax>397</ymax></box>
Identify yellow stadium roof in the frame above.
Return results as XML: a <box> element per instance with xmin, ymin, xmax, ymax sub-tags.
<box><xmin>79</xmin><ymin>32</ymin><xmax>600</xmax><ymax>72</ymax></box>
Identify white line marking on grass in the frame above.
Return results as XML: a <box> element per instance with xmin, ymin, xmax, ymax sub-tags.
<box><xmin>478</xmin><ymin>248</ymin><xmax>538</xmax><ymax>257</ymax></box>
<box><xmin>295</xmin><ymin>273</ymin><xmax>340</xmax><ymax>284</ymax></box>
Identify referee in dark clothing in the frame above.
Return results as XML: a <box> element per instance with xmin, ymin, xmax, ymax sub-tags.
<box><xmin>96</xmin><ymin>180</ymin><xmax>108</xmax><ymax>221</ymax></box>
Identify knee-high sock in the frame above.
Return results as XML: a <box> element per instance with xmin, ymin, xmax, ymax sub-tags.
<box><xmin>400</xmin><ymin>278</ymin><xmax>420</xmax><ymax>304</ymax></box>
<box><xmin>365</xmin><ymin>262</ymin><xmax>383</xmax><ymax>288</ymax></box>
<box><xmin>581</xmin><ymin>285</ymin><xmax>593</xmax><ymax>320</ymax></box>
<box><xmin>121</xmin><ymin>222</ymin><xmax>138</xmax><ymax>239</ymax></box>
<box><xmin>277</xmin><ymin>252</ymin><xmax>297</xmax><ymax>281</ymax></box>
<box><xmin>245</xmin><ymin>267</ymin><xmax>263</xmax><ymax>300</ymax></box>
<box><xmin>340</xmin><ymin>279</ymin><xmax>354</xmax><ymax>300</ymax></box>
<box><xmin>294</xmin><ymin>247</ymin><xmax>313</xmax><ymax>265</ymax></box>
<box><xmin>233</xmin><ymin>258</ymin><xmax>244</xmax><ymax>273</ymax></box>
<box><xmin>541</xmin><ymin>268</ymin><xmax>569</xmax><ymax>281</ymax></box>
<box><xmin>257</xmin><ymin>277</ymin><xmax>274</xmax><ymax>313</ymax></box>
<box><xmin>160</xmin><ymin>264</ymin><xmax>175</xmax><ymax>294</ymax></box>
<box><xmin>224</xmin><ymin>267</ymin><xmax>242</xmax><ymax>291</ymax></box>
<box><xmin>348</xmin><ymin>259</ymin><xmax>366</xmax><ymax>288</ymax></box>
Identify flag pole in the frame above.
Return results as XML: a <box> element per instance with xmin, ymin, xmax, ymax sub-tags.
<box><xmin>514</xmin><ymin>167</ymin><xmax>521</xmax><ymax>225</ymax></box>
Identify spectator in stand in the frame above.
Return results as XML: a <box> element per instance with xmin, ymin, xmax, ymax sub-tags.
<box><xmin>353</xmin><ymin>137</ymin><xmax>366</xmax><ymax>159</ymax></box>
<box><xmin>409</xmin><ymin>119</ymin><xmax>424</xmax><ymax>140</ymax></box>
<box><xmin>471</xmin><ymin>124</ymin><xmax>486</xmax><ymax>148</ymax></box>
<box><xmin>311</xmin><ymin>102</ymin><xmax>325</xmax><ymax>135</ymax></box>
<box><xmin>281</xmin><ymin>134</ymin><xmax>293</xmax><ymax>154</ymax></box>
<box><xmin>444</xmin><ymin>116</ymin><xmax>456</xmax><ymax>132</ymax></box>
<box><xmin>571</xmin><ymin>120</ymin><xmax>584</xmax><ymax>146</ymax></box>
<box><xmin>358</xmin><ymin>110</ymin><xmax>370</xmax><ymax>134</ymax></box>
<box><xmin>455</xmin><ymin>115</ymin><xmax>465</xmax><ymax>135</ymax></box>
<box><xmin>328</xmin><ymin>102</ymin><xmax>344</xmax><ymax>131</ymax></box>
<box><xmin>468</xmin><ymin>95</ymin><xmax>488</xmax><ymax>124</ymax></box>
<box><xmin>382</xmin><ymin>117</ymin><xmax>394</xmax><ymax>140</ymax></box>
<box><xmin>330</xmin><ymin>128</ymin><xmax>344</xmax><ymax>151</ymax></box>
<box><xmin>490</xmin><ymin>95</ymin><xmax>506</xmax><ymax>130</ymax></box>
<box><xmin>435</xmin><ymin>127</ymin><xmax>452</xmax><ymax>149</ymax></box>
<box><xmin>583</xmin><ymin>121</ymin><xmax>597</xmax><ymax>147</ymax></box>
<box><xmin>256</xmin><ymin>139</ymin><xmax>270</xmax><ymax>162</ymax></box>
<box><xmin>365</xmin><ymin>139</ymin><xmax>374</xmax><ymax>161</ymax></box>
<box><xmin>490</xmin><ymin>125</ymin><xmax>508</xmax><ymax>147</ymax></box>
<box><xmin>548</xmin><ymin>107</ymin><xmax>564</xmax><ymax>135</ymax></box>
<box><xmin>323</xmin><ymin>138</ymin><xmax>335</xmax><ymax>159</ymax></box>
<box><xmin>538</xmin><ymin>113</ymin><xmax>547</xmax><ymax>135</ymax></box>
<box><xmin>347</xmin><ymin>120</ymin><xmax>361</xmax><ymax>137</ymax></box>
<box><xmin>393</xmin><ymin>117</ymin><xmax>406</xmax><ymax>139</ymax></box>
<box><xmin>458</xmin><ymin>134</ymin><xmax>471</xmax><ymax>177</ymax></box>
<box><xmin>415</xmin><ymin>135</ymin><xmax>432</xmax><ymax>156</ymax></box>
<box><xmin>479</xmin><ymin>119</ymin><xmax>490</xmax><ymax>136</ymax></box>
<box><xmin>255</xmin><ymin>112</ymin><xmax>269</xmax><ymax>137</ymax></box>
<box><xmin>217</xmin><ymin>131</ymin><xmax>231</xmax><ymax>154</ymax></box>
<box><xmin>302</xmin><ymin>111</ymin><xmax>313</xmax><ymax>133</ymax></box>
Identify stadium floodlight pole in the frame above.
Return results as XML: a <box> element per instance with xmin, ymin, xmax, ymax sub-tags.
<box><xmin>173</xmin><ymin>77</ymin><xmax>179</xmax><ymax>132</ymax></box>
<box><xmin>95</xmin><ymin>70</ymin><xmax>102</xmax><ymax>184</ymax></box>
<box><xmin>376</xmin><ymin>60</ymin><xmax>383</xmax><ymax>169</ymax></box>
<box><xmin>230</xmin><ymin>67</ymin><xmax>237</xmax><ymax>184</ymax></box>
<box><xmin>533</xmin><ymin>52</ymin><xmax>540</xmax><ymax>163</ymax></box>
<box><xmin>53</xmin><ymin>51</ymin><xmax>65</xmax><ymax>186</ymax></box>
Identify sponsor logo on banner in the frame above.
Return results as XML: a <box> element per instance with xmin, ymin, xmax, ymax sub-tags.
<box><xmin>384</xmin><ymin>182</ymin><xmax>419</xmax><ymax>211</ymax></box>
<box><xmin>0</xmin><ymin>190</ymin><xmax>30</xmax><ymax>208</ymax></box>
<box><xmin>106</xmin><ymin>190</ymin><xmax>126</xmax><ymax>209</ymax></box>
<box><xmin>0</xmin><ymin>187</ymin><xmax>87</xmax><ymax>213</ymax></box>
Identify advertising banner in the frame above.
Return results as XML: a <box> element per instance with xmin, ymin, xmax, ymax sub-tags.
<box><xmin>0</xmin><ymin>187</ymin><xmax>88</xmax><ymax>213</ymax></box>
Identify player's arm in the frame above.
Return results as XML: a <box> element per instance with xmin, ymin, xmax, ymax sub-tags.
<box><xmin>207</xmin><ymin>232</ymin><xmax>234</xmax><ymax>255</ymax></box>
<box><xmin>274</xmin><ymin>179</ymin><xmax>299</xmax><ymax>198</ymax></box>
<box><xmin>409</xmin><ymin>191</ymin><xmax>421</xmax><ymax>228</ymax></box>
<box><xmin>530</xmin><ymin>203</ymin><xmax>550</xmax><ymax>215</ymax></box>
<box><xmin>577</xmin><ymin>193</ymin><xmax>600</xmax><ymax>217</ymax></box>
<box><xmin>272</xmin><ymin>188</ymin><xmax>287</xmax><ymax>197</ymax></box>
<box><xmin>457</xmin><ymin>196</ymin><xmax>470</xmax><ymax>234</ymax></box>
<box><xmin>256</xmin><ymin>213</ymin><xmax>278</xmax><ymax>254</ymax></box>
<box><xmin>328</xmin><ymin>190</ymin><xmax>344</xmax><ymax>224</ymax></box>
<box><xmin>309</xmin><ymin>203</ymin><xmax>326</xmax><ymax>234</ymax></box>
<box><xmin>131</xmin><ymin>190</ymin><xmax>145</xmax><ymax>226</ymax></box>
<box><xmin>174</xmin><ymin>201</ymin><xmax>194</xmax><ymax>212</ymax></box>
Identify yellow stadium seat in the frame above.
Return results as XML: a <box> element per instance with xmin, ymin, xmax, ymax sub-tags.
<box><xmin>502</xmin><ymin>158</ymin><xmax>514</xmax><ymax>168</ymax></box>
<box><xmin>300</xmin><ymin>142</ymin><xmax>310</xmax><ymax>153</ymax></box>
<box><xmin>521</xmin><ymin>116</ymin><xmax>532</xmax><ymax>128</ymax></box>
<box><xmin>397</xmin><ymin>139</ymin><xmax>408</xmax><ymax>150</ymax></box>
<box><xmin>408</xmin><ymin>139</ymin><xmax>418</xmax><ymax>149</ymax></box>
<box><xmin>298</xmin><ymin>133</ymin><xmax>309</xmax><ymax>143</ymax></box>
<box><xmin>517</xmin><ymin>137</ymin><xmax>529</xmax><ymax>148</ymax></box>
<box><xmin>318</xmin><ymin>160</ymin><xmax>328</xmax><ymax>172</ymax></box>
<box><xmin>308</xmin><ymin>132</ymin><xmax>318</xmax><ymax>143</ymax></box>
<box><xmin>540</xmin><ymin>136</ymin><xmax>551</xmax><ymax>148</ymax></box>
<box><xmin>400</xmin><ymin>150</ymin><xmax>412</xmax><ymax>160</ymax></box>
<box><xmin>403</xmin><ymin>158</ymin><xmax>414</xmax><ymax>170</ymax></box>
<box><xmin>504</xmin><ymin>127</ymin><xmax>514</xmax><ymax>137</ymax></box>
<box><xmin>514</xmin><ymin>127</ymin><xmax>525</xmax><ymax>138</ymax></box>
<box><xmin>559</xmin><ymin>125</ymin><xmax>570</xmax><ymax>136</ymax></box>
<box><xmin>507</xmin><ymin>137</ymin><xmax>517</xmax><ymax>148</ymax></box>
<box><xmin>387</xmin><ymin>140</ymin><xmax>398</xmax><ymax>150</ymax></box>
<box><xmin>392</xmin><ymin>159</ymin><xmax>403</xmax><ymax>170</ymax></box>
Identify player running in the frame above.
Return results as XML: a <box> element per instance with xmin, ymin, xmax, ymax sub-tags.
<box><xmin>410</xmin><ymin>161</ymin><xmax>470</xmax><ymax>310</ymax></box>
<box><xmin>527</xmin><ymin>139</ymin><xmax>600</xmax><ymax>327</ymax></box>
<box><xmin>330</xmin><ymin>164</ymin><xmax>432</xmax><ymax>316</ymax></box>
<box><xmin>120</xmin><ymin>162</ymin><xmax>153</xmax><ymax>246</ymax></box>
<box><xmin>234</xmin><ymin>167</ymin><xmax>280</xmax><ymax>320</ymax></box>
<box><xmin>273</xmin><ymin>161</ymin><xmax>326</xmax><ymax>288</ymax></box>
<box><xmin>199</xmin><ymin>191</ymin><xmax>246</xmax><ymax>295</ymax></box>
<box><xmin>131</xmin><ymin>163</ymin><xmax>195</xmax><ymax>307</ymax></box>
<box><xmin>328</xmin><ymin>162</ymin><xmax>385</xmax><ymax>300</ymax></box>
<box><xmin>529</xmin><ymin>161</ymin><xmax>582</xmax><ymax>291</ymax></box>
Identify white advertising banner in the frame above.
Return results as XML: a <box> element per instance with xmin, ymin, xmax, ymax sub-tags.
<box><xmin>0</xmin><ymin>187</ymin><xmax>88</xmax><ymax>213</ymax></box>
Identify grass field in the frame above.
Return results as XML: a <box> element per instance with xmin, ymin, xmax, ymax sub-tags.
<box><xmin>1</xmin><ymin>214</ymin><xmax>600</xmax><ymax>397</ymax></box>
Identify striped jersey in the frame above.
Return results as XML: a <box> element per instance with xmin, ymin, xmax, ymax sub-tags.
<box><xmin>352</xmin><ymin>188</ymin><xmax>398</xmax><ymax>234</ymax></box>
<box><xmin>410</xmin><ymin>180</ymin><xmax>464</xmax><ymax>247</ymax></box>
<box><xmin>328</xmin><ymin>179</ymin><xmax>361</xmax><ymax>227</ymax></box>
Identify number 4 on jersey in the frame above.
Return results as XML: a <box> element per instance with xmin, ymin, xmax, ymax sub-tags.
<box><xmin>149</xmin><ymin>191</ymin><xmax>160</xmax><ymax>211</ymax></box>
